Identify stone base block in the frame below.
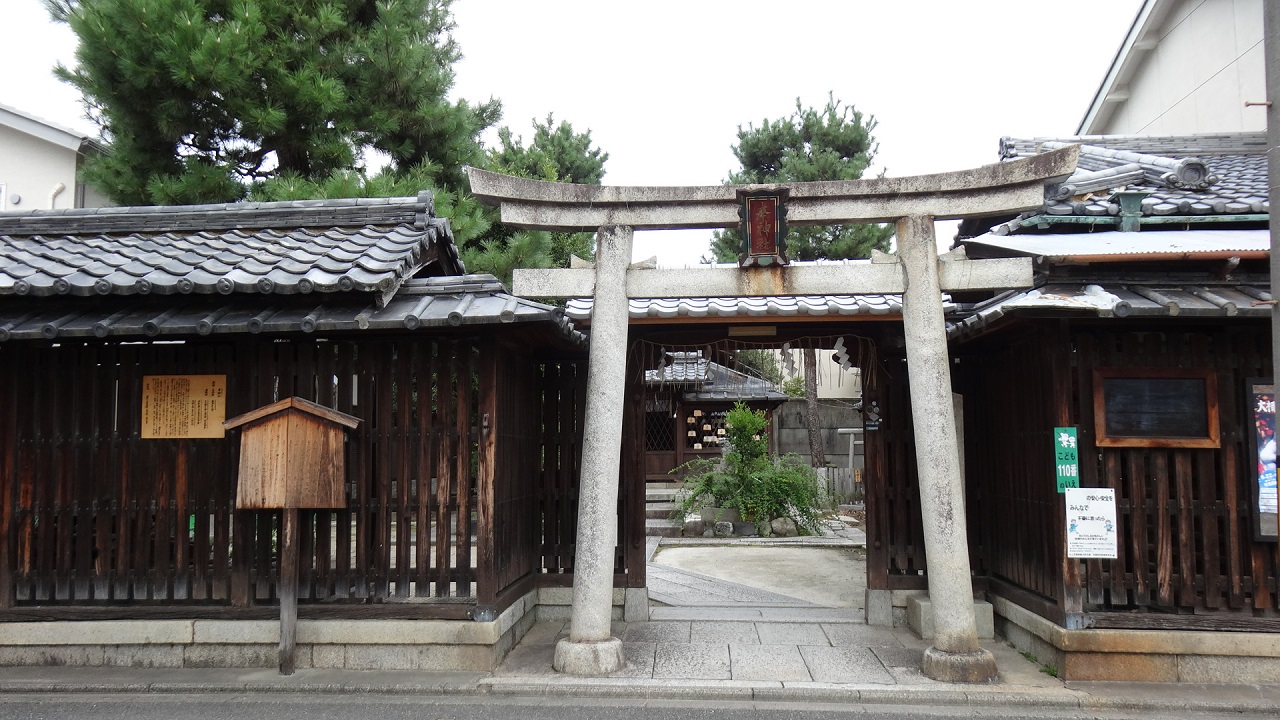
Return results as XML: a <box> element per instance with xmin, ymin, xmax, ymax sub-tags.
<box><xmin>865</xmin><ymin>588</ymin><xmax>893</xmax><ymax>626</ymax></box>
<box><xmin>906</xmin><ymin>593</ymin><xmax>994</xmax><ymax>640</ymax></box>
<box><xmin>623</xmin><ymin>587</ymin><xmax>649</xmax><ymax>623</ymax></box>
<box><xmin>1062</xmin><ymin>651</ymin><xmax>1177</xmax><ymax>682</ymax></box>
<box><xmin>922</xmin><ymin>646</ymin><xmax>998</xmax><ymax>683</ymax></box>
<box><xmin>552</xmin><ymin>637</ymin><xmax>624</xmax><ymax>676</ymax></box>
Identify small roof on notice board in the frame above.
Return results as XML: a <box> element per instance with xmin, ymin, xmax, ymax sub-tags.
<box><xmin>223</xmin><ymin>396</ymin><xmax>361</xmax><ymax>431</ymax></box>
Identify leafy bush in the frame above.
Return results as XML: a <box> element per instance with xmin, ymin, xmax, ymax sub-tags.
<box><xmin>672</xmin><ymin>402</ymin><xmax>828</xmax><ymax>534</ymax></box>
<box><xmin>737</xmin><ymin>454</ymin><xmax>828</xmax><ymax>534</ymax></box>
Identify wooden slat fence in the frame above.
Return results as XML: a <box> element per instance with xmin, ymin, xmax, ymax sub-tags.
<box><xmin>958</xmin><ymin>324</ymin><xmax>1279</xmax><ymax>625</ymax></box>
<box><xmin>864</xmin><ymin>353</ymin><xmax>928</xmax><ymax>592</ymax></box>
<box><xmin>0</xmin><ymin>336</ymin><xmax>594</xmax><ymax>616</ymax></box>
<box><xmin>1073</xmin><ymin>328</ymin><xmax>1278</xmax><ymax>619</ymax></box>
<box><xmin>958</xmin><ymin>328</ymin><xmax>1064</xmax><ymax>609</ymax></box>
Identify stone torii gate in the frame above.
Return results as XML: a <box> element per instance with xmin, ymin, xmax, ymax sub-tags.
<box><xmin>466</xmin><ymin>145</ymin><xmax>1078</xmax><ymax>683</ymax></box>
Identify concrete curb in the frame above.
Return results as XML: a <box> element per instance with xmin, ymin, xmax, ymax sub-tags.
<box><xmin>1</xmin><ymin>669</ymin><xmax>1278</xmax><ymax>713</ymax></box>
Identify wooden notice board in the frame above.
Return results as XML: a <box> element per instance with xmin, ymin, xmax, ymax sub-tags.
<box><xmin>141</xmin><ymin>375</ymin><xmax>227</xmax><ymax>439</ymax></box>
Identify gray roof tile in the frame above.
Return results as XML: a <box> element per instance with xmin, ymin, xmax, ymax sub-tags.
<box><xmin>0</xmin><ymin>275</ymin><xmax>578</xmax><ymax>343</ymax></box>
<box><xmin>986</xmin><ymin>133</ymin><xmax>1268</xmax><ymax>236</ymax></box>
<box><xmin>565</xmin><ymin>294</ymin><xmax>922</xmax><ymax>321</ymax></box>
<box><xmin>949</xmin><ymin>281</ymin><xmax>1271</xmax><ymax>340</ymax></box>
<box><xmin>0</xmin><ymin>194</ymin><xmax>463</xmax><ymax>302</ymax></box>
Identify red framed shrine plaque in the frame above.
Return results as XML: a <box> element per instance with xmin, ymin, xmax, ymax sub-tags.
<box><xmin>737</xmin><ymin>189</ymin><xmax>789</xmax><ymax>267</ymax></box>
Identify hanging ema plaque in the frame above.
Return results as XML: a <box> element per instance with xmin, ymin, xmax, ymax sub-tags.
<box><xmin>141</xmin><ymin>375</ymin><xmax>228</xmax><ymax>439</ymax></box>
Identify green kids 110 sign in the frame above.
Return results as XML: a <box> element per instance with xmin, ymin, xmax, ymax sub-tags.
<box><xmin>1055</xmin><ymin>427</ymin><xmax>1079</xmax><ymax>492</ymax></box>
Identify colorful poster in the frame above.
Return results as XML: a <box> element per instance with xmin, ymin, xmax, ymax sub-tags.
<box><xmin>1065</xmin><ymin>487</ymin><xmax>1117</xmax><ymax>559</ymax></box>
<box><xmin>1054</xmin><ymin>426</ymin><xmax>1079</xmax><ymax>493</ymax></box>
<box><xmin>1247</xmin><ymin>379</ymin><xmax>1278</xmax><ymax>540</ymax></box>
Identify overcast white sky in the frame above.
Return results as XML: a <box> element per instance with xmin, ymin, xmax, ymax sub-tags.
<box><xmin>0</xmin><ymin>0</ymin><xmax>1144</xmax><ymax>265</ymax></box>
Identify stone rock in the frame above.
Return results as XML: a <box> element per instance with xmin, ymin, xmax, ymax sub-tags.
<box><xmin>731</xmin><ymin>521</ymin><xmax>758</xmax><ymax>537</ymax></box>
<box><xmin>770</xmin><ymin>517</ymin><xmax>798</xmax><ymax>537</ymax></box>
<box><xmin>713</xmin><ymin>521</ymin><xmax>735</xmax><ymax>537</ymax></box>
<box><xmin>682</xmin><ymin>519</ymin><xmax>705</xmax><ymax>536</ymax></box>
<box><xmin>702</xmin><ymin>528</ymin><xmax>715</xmax><ymax>538</ymax></box>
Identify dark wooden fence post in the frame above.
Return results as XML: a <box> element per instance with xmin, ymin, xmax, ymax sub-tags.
<box><xmin>0</xmin><ymin>350</ymin><xmax>13</xmax><ymax>610</ymax></box>
<box><xmin>278</xmin><ymin>507</ymin><xmax>299</xmax><ymax>674</ymax></box>
<box><xmin>474</xmin><ymin>339</ymin><xmax>499</xmax><ymax>614</ymax></box>
<box><xmin>623</xmin><ymin>343</ymin><xmax>646</xmax><ymax>588</ymax></box>
<box><xmin>1054</xmin><ymin>320</ymin><xmax>1085</xmax><ymax>620</ymax></box>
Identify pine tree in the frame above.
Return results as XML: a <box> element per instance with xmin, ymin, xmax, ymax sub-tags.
<box><xmin>711</xmin><ymin>95</ymin><xmax>889</xmax><ymax>468</ymax></box>
<box><xmin>710</xmin><ymin>95</ymin><xmax>893</xmax><ymax>262</ymax></box>
<box><xmin>47</xmin><ymin>0</ymin><xmax>499</xmax><ymax>205</ymax></box>
<box><xmin>465</xmin><ymin>114</ymin><xmax>609</xmax><ymax>283</ymax></box>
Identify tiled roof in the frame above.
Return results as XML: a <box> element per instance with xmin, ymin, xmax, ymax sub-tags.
<box><xmin>565</xmin><ymin>294</ymin><xmax>908</xmax><ymax>321</ymax></box>
<box><xmin>982</xmin><ymin>133</ymin><xmax>1268</xmax><ymax>236</ymax></box>
<box><xmin>647</xmin><ymin>351</ymin><xmax>709</xmax><ymax>384</ymax></box>
<box><xmin>0</xmin><ymin>193</ymin><xmax>462</xmax><ymax>305</ymax></box>
<box><xmin>949</xmin><ymin>281</ymin><xmax>1271</xmax><ymax>340</ymax></box>
<box><xmin>0</xmin><ymin>275</ymin><xmax>582</xmax><ymax>344</ymax></box>
<box><xmin>646</xmin><ymin>351</ymin><xmax>787</xmax><ymax>402</ymax></box>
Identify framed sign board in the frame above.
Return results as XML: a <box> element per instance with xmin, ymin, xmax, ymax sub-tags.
<box><xmin>1092</xmin><ymin>367</ymin><xmax>1219</xmax><ymax>448</ymax></box>
<box><xmin>1245</xmin><ymin>378</ymin><xmax>1278</xmax><ymax>541</ymax></box>
<box><xmin>141</xmin><ymin>375</ymin><xmax>227</xmax><ymax>439</ymax></box>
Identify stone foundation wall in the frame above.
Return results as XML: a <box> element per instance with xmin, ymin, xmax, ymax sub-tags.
<box><xmin>0</xmin><ymin>586</ymin><xmax>653</xmax><ymax>670</ymax></box>
<box><xmin>0</xmin><ymin>590</ymin><xmax>539</xmax><ymax>671</ymax></box>
<box><xmin>991</xmin><ymin>594</ymin><xmax>1280</xmax><ymax>683</ymax></box>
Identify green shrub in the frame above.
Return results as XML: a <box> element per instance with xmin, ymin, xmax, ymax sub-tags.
<box><xmin>672</xmin><ymin>402</ymin><xmax>828</xmax><ymax>534</ymax></box>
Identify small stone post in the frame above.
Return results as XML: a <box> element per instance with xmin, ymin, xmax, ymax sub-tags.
<box><xmin>553</xmin><ymin>225</ymin><xmax>631</xmax><ymax>676</ymax></box>
<box><xmin>896</xmin><ymin>215</ymin><xmax>998</xmax><ymax>683</ymax></box>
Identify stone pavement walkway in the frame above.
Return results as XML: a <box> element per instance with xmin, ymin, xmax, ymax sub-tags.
<box><xmin>3</xmin><ymin>527</ymin><xmax>1278</xmax><ymax>714</ymax></box>
<box><xmin>494</xmin><ymin>617</ymin><xmax>1049</xmax><ymax>687</ymax></box>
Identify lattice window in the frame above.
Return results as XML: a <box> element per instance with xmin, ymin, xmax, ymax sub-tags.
<box><xmin>645</xmin><ymin>411</ymin><xmax>675</xmax><ymax>451</ymax></box>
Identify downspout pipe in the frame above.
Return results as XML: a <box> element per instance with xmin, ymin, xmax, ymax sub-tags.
<box><xmin>48</xmin><ymin>182</ymin><xmax>66</xmax><ymax>209</ymax></box>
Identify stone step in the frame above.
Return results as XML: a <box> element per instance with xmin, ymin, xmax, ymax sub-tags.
<box><xmin>645</xmin><ymin>481</ymin><xmax>684</xmax><ymax>491</ymax></box>
<box><xmin>645</xmin><ymin>518</ymin><xmax>683</xmax><ymax>538</ymax></box>
<box><xmin>645</xmin><ymin>501</ymin><xmax>679</xmax><ymax>520</ymax></box>
<box><xmin>646</xmin><ymin>489</ymin><xmax>679</xmax><ymax>502</ymax></box>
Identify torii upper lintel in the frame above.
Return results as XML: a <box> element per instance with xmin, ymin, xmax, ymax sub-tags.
<box><xmin>465</xmin><ymin>144</ymin><xmax>1079</xmax><ymax>232</ymax></box>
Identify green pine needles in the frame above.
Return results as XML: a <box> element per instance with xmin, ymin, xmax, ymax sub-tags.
<box><xmin>48</xmin><ymin>0</ymin><xmax>499</xmax><ymax>206</ymax></box>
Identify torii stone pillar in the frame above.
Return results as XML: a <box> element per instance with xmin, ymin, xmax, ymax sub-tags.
<box><xmin>552</xmin><ymin>224</ymin><xmax>631</xmax><ymax>675</ymax></box>
<box><xmin>466</xmin><ymin>145</ymin><xmax>1078</xmax><ymax>682</ymax></box>
<box><xmin>897</xmin><ymin>215</ymin><xmax>994</xmax><ymax>680</ymax></box>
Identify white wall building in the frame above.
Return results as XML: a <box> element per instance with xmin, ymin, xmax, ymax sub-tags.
<box><xmin>1078</xmin><ymin>0</ymin><xmax>1265</xmax><ymax>135</ymax></box>
<box><xmin>0</xmin><ymin>103</ymin><xmax>110</xmax><ymax>212</ymax></box>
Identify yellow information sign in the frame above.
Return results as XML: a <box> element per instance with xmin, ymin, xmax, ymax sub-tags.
<box><xmin>141</xmin><ymin>375</ymin><xmax>228</xmax><ymax>439</ymax></box>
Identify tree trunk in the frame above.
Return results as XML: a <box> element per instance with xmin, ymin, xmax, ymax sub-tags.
<box><xmin>803</xmin><ymin>347</ymin><xmax>826</xmax><ymax>467</ymax></box>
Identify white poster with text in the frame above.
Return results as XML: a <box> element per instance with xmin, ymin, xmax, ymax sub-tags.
<box><xmin>1065</xmin><ymin>487</ymin><xmax>1117</xmax><ymax>559</ymax></box>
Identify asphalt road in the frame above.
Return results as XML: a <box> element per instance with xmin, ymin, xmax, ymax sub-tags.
<box><xmin>0</xmin><ymin>694</ymin><xmax>1274</xmax><ymax>720</ymax></box>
